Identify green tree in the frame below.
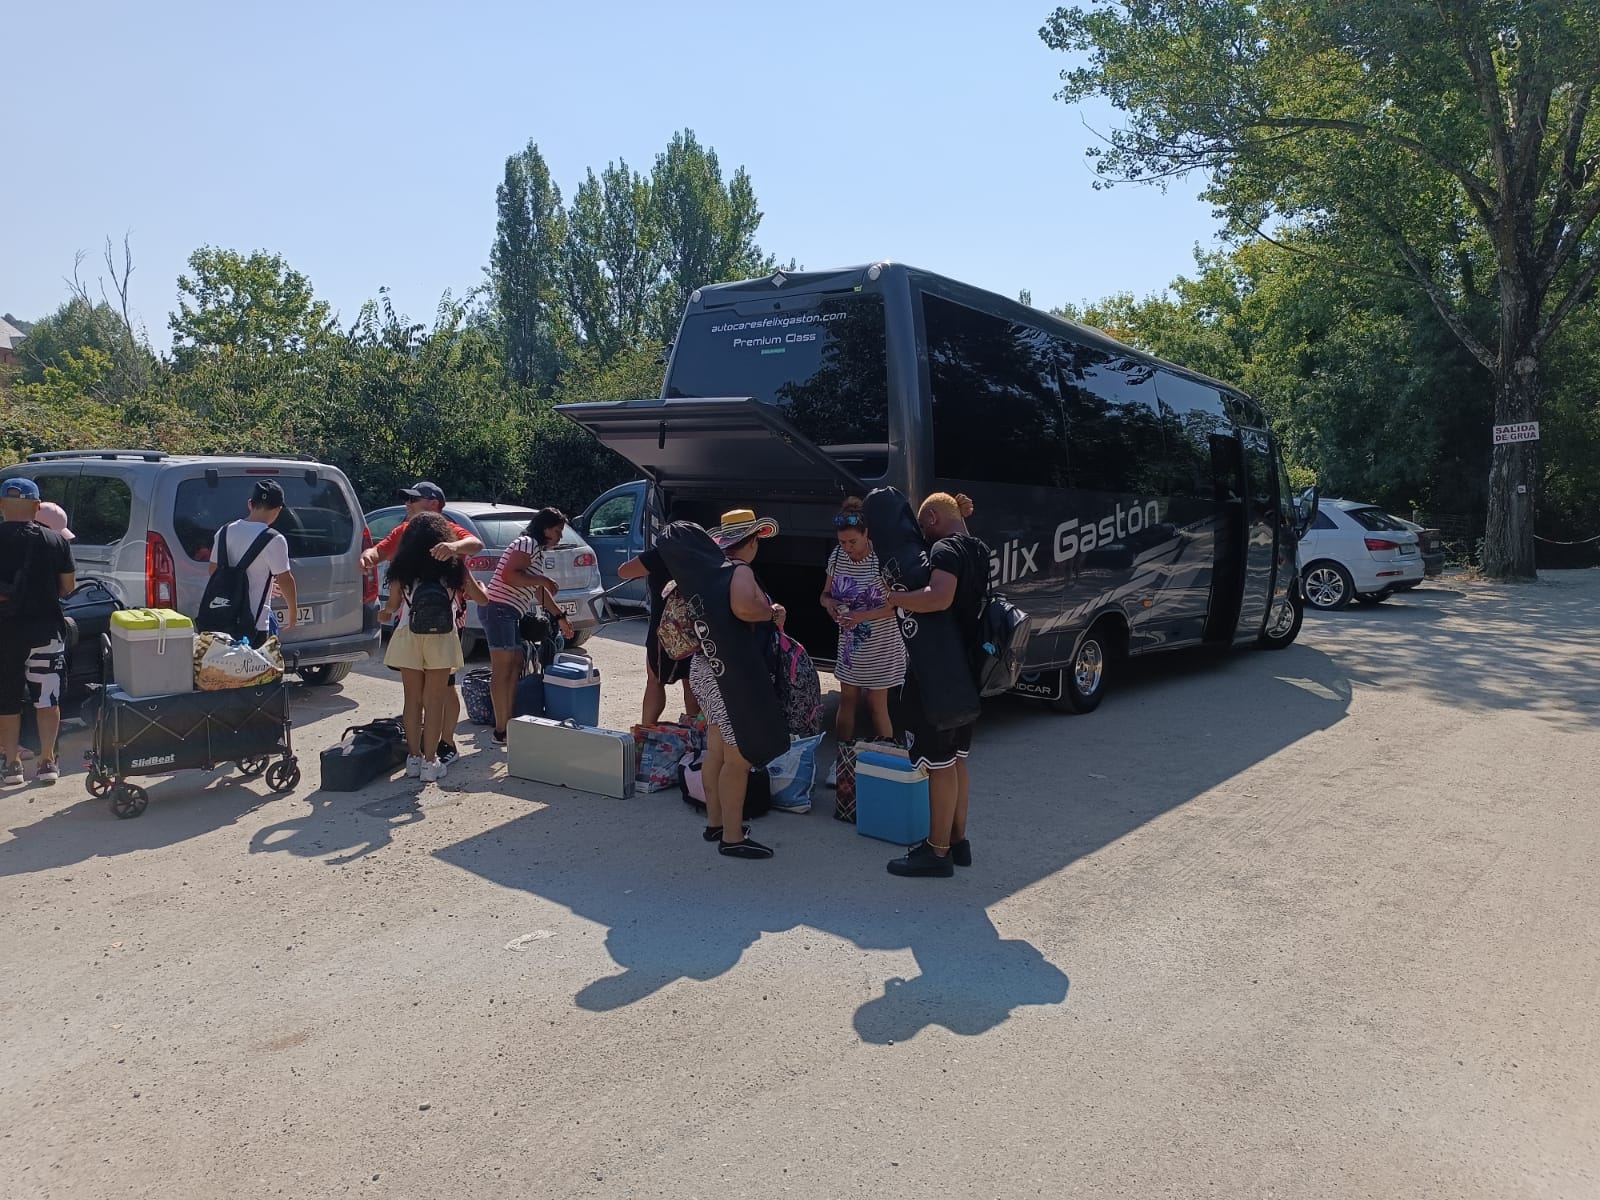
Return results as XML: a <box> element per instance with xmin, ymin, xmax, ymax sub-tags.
<box><xmin>559</xmin><ymin>160</ymin><xmax>664</xmax><ymax>362</ymax></box>
<box><xmin>647</xmin><ymin>130</ymin><xmax>775</xmax><ymax>339</ymax></box>
<box><xmin>1044</xmin><ymin>0</ymin><xmax>1600</xmax><ymax>578</ymax></box>
<box><xmin>490</xmin><ymin>142</ymin><xmax>568</xmax><ymax>389</ymax></box>
<box><xmin>169</xmin><ymin>246</ymin><xmax>334</xmax><ymax>367</ymax></box>
<box><xmin>16</xmin><ymin>297</ymin><xmax>153</xmax><ymax>399</ymax></box>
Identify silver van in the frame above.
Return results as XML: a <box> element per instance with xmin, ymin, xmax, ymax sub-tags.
<box><xmin>5</xmin><ymin>450</ymin><xmax>381</xmax><ymax>685</ymax></box>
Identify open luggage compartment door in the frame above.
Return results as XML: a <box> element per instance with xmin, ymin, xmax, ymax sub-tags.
<box><xmin>557</xmin><ymin>397</ymin><xmax>864</xmax><ymax>500</ymax></box>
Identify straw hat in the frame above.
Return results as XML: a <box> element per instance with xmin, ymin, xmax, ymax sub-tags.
<box><xmin>709</xmin><ymin>508</ymin><xmax>779</xmax><ymax>548</ymax></box>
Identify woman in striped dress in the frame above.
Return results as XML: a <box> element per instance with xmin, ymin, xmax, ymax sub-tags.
<box><xmin>479</xmin><ymin>508</ymin><xmax>574</xmax><ymax>742</ymax></box>
<box><xmin>819</xmin><ymin>497</ymin><xmax>905</xmax><ymax>758</ymax></box>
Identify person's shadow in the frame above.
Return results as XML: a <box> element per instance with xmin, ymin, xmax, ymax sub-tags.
<box><xmin>250</xmin><ymin>788</ymin><xmax>424</xmax><ymax>866</ymax></box>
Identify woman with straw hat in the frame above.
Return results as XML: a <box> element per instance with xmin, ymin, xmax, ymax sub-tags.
<box><xmin>687</xmin><ymin>507</ymin><xmax>785</xmax><ymax>860</ymax></box>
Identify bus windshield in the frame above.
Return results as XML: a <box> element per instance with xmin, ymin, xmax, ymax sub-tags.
<box><xmin>666</xmin><ymin>291</ymin><xmax>888</xmax><ymax>449</ymax></box>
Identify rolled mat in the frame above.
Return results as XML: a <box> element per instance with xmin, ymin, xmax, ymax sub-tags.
<box><xmin>863</xmin><ymin>487</ymin><xmax>981</xmax><ymax>731</ymax></box>
<box><xmin>652</xmin><ymin>521</ymin><xmax>790</xmax><ymax>767</ymax></box>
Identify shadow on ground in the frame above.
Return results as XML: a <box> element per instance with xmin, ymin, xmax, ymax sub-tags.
<box><xmin>1303</xmin><ymin>571</ymin><xmax>1600</xmax><ymax>730</ymax></box>
<box><xmin>434</xmin><ymin>630</ymin><xmax>1355</xmax><ymax>1042</ymax></box>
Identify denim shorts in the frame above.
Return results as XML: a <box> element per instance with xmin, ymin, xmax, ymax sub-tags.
<box><xmin>480</xmin><ymin>601</ymin><xmax>525</xmax><ymax>652</ymax></box>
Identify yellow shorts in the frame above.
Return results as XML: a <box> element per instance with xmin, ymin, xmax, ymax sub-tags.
<box><xmin>384</xmin><ymin>625</ymin><xmax>464</xmax><ymax>672</ymax></box>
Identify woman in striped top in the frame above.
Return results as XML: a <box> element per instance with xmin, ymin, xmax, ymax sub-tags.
<box><xmin>819</xmin><ymin>497</ymin><xmax>904</xmax><ymax>753</ymax></box>
<box><xmin>481</xmin><ymin>507</ymin><xmax>574</xmax><ymax>741</ymax></box>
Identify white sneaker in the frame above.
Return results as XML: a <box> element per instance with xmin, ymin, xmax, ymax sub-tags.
<box><xmin>420</xmin><ymin>759</ymin><xmax>447</xmax><ymax>783</ymax></box>
<box><xmin>404</xmin><ymin>755</ymin><xmax>424</xmax><ymax>778</ymax></box>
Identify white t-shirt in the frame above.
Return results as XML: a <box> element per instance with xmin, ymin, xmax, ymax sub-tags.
<box><xmin>210</xmin><ymin>519</ymin><xmax>291</xmax><ymax>632</ymax></box>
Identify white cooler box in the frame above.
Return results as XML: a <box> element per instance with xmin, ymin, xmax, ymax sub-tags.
<box><xmin>109</xmin><ymin>608</ymin><xmax>195</xmax><ymax>697</ymax></box>
<box><xmin>507</xmin><ymin>716</ymin><xmax>636</xmax><ymax>799</ymax></box>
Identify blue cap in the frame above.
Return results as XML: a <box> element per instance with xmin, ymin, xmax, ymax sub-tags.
<box><xmin>0</xmin><ymin>478</ymin><xmax>41</xmax><ymax>500</ymax></box>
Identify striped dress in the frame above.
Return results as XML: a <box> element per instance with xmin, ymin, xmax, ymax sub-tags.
<box><xmin>826</xmin><ymin>544</ymin><xmax>906</xmax><ymax>690</ymax></box>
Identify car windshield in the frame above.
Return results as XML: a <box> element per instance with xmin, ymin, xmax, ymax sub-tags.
<box><xmin>1346</xmin><ymin>507</ymin><xmax>1409</xmax><ymax>533</ymax></box>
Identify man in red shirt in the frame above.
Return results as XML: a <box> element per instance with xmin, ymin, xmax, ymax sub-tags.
<box><xmin>361</xmin><ymin>482</ymin><xmax>484</xmax><ymax>765</ymax></box>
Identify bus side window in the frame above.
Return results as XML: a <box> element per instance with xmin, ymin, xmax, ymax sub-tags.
<box><xmin>926</xmin><ymin>294</ymin><xmax>1068</xmax><ymax>488</ymax></box>
<box><xmin>1060</xmin><ymin>345</ymin><xmax>1166</xmax><ymax>497</ymax></box>
<box><xmin>1155</xmin><ymin>374</ymin><xmax>1229</xmax><ymax>501</ymax></box>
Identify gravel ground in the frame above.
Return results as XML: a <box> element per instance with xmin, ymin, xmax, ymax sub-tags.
<box><xmin>2</xmin><ymin>572</ymin><xmax>1597</xmax><ymax>1199</ymax></box>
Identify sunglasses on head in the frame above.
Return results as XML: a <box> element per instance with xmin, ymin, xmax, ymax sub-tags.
<box><xmin>833</xmin><ymin>514</ymin><xmax>864</xmax><ymax>529</ymax></box>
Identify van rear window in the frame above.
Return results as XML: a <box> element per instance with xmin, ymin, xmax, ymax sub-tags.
<box><xmin>174</xmin><ymin>476</ymin><xmax>356</xmax><ymax>561</ymax></box>
<box><xmin>666</xmin><ymin>292</ymin><xmax>889</xmax><ymax>449</ymax></box>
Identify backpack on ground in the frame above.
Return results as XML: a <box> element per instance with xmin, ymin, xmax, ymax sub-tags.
<box><xmin>408</xmin><ymin>580</ymin><xmax>455</xmax><ymax>635</ymax></box>
<box><xmin>971</xmin><ymin>594</ymin><xmax>1032</xmax><ymax>697</ymax></box>
<box><xmin>196</xmin><ymin>523</ymin><xmax>277</xmax><ymax>643</ymax></box>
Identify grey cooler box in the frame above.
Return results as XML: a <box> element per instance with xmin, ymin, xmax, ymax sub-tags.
<box><xmin>507</xmin><ymin>716</ymin><xmax>636</xmax><ymax>799</ymax></box>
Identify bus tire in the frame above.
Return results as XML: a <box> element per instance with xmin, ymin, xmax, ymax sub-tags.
<box><xmin>1053</xmin><ymin>621</ymin><xmax>1117</xmax><ymax>714</ymax></box>
<box><xmin>1257</xmin><ymin>591</ymin><xmax>1303</xmax><ymax>650</ymax></box>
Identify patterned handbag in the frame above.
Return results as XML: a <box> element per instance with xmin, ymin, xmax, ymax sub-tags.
<box><xmin>656</xmin><ymin>582</ymin><xmax>699</xmax><ymax>661</ymax></box>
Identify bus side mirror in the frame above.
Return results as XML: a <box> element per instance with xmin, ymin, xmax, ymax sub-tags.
<box><xmin>1295</xmin><ymin>487</ymin><xmax>1320</xmax><ymax>538</ymax></box>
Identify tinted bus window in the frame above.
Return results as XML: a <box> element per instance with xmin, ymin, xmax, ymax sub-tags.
<box><xmin>1060</xmin><ymin>345</ymin><xmax>1166</xmax><ymax>496</ymax></box>
<box><xmin>1156</xmin><ymin>374</ymin><xmax>1229</xmax><ymax>500</ymax></box>
<box><xmin>925</xmin><ymin>295</ymin><xmax>1067</xmax><ymax>488</ymax></box>
<box><xmin>667</xmin><ymin>292</ymin><xmax>888</xmax><ymax>450</ymax></box>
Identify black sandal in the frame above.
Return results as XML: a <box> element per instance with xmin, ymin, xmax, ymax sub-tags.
<box><xmin>718</xmin><ymin>835</ymin><xmax>773</xmax><ymax>859</ymax></box>
<box><xmin>703</xmin><ymin>824</ymin><xmax>750</xmax><ymax>842</ymax></box>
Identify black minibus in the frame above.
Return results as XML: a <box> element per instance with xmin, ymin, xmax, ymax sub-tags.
<box><xmin>559</xmin><ymin>262</ymin><xmax>1305</xmax><ymax>712</ymax></box>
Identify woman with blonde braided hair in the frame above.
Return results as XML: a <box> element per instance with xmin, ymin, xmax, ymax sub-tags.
<box><xmin>881</xmin><ymin>491</ymin><xmax>991</xmax><ymax>878</ymax></box>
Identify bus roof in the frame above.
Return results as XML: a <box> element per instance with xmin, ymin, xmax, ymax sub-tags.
<box><xmin>685</xmin><ymin>262</ymin><xmax>1257</xmax><ymax>412</ymax></box>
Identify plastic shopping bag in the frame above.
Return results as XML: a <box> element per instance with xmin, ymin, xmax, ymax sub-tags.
<box><xmin>767</xmin><ymin>734</ymin><xmax>824</xmax><ymax>813</ymax></box>
<box><xmin>194</xmin><ymin>632</ymin><xmax>283</xmax><ymax>691</ymax></box>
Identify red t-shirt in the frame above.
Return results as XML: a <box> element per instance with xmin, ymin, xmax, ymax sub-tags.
<box><xmin>375</xmin><ymin>518</ymin><xmax>475</xmax><ymax>562</ymax></box>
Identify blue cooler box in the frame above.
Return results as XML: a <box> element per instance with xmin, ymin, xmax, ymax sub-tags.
<box><xmin>543</xmin><ymin>653</ymin><xmax>601</xmax><ymax>727</ymax></box>
<box><xmin>855</xmin><ymin>748</ymin><xmax>929</xmax><ymax>844</ymax></box>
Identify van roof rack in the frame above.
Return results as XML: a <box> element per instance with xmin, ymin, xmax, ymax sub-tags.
<box><xmin>26</xmin><ymin>449</ymin><xmax>168</xmax><ymax>462</ymax></box>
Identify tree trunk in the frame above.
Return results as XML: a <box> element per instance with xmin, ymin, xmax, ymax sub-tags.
<box><xmin>1480</xmin><ymin>340</ymin><xmax>1539</xmax><ymax>579</ymax></box>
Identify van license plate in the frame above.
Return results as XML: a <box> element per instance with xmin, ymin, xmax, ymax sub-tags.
<box><xmin>274</xmin><ymin>607</ymin><xmax>314</xmax><ymax>625</ymax></box>
<box><xmin>559</xmin><ymin>601</ymin><xmax>578</xmax><ymax>615</ymax></box>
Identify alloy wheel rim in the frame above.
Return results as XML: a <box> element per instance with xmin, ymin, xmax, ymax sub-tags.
<box><xmin>1075</xmin><ymin>641</ymin><xmax>1104</xmax><ymax>694</ymax></box>
<box><xmin>1305</xmin><ymin>568</ymin><xmax>1345</xmax><ymax>607</ymax></box>
<box><xmin>1266</xmin><ymin>598</ymin><xmax>1297</xmax><ymax>637</ymax></box>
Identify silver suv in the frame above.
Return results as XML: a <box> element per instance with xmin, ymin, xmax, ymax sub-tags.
<box><xmin>4</xmin><ymin>450</ymin><xmax>381</xmax><ymax>685</ymax></box>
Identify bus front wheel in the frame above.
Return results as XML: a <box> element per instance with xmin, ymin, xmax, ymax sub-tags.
<box><xmin>1053</xmin><ymin>623</ymin><xmax>1115</xmax><ymax>714</ymax></box>
<box><xmin>1258</xmin><ymin>591</ymin><xmax>1304</xmax><ymax>650</ymax></box>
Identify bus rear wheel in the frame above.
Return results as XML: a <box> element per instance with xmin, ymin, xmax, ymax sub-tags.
<box><xmin>1258</xmin><ymin>591</ymin><xmax>1303</xmax><ymax>650</ymax></box>
<box><xmin>1053</xmin><ymin>623</ymin><xmax>1115</xmax><ymax>714</ymax></box>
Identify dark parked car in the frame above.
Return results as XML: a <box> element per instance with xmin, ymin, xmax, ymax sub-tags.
<box><xmin>1395</xmin><ymin>517</ymin><xmax>1445</xmax><ymax>578</ymax></box>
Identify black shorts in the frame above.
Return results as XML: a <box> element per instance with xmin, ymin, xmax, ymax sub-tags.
<box><xmin>899</xmin><ymin>674</ymin><xmax>974</xmax><ymax>772</ymax></box>
<box><xmin>0</xmin><ymin>633</ymin><xmax>67</xmax><ymax>718</ymax></box>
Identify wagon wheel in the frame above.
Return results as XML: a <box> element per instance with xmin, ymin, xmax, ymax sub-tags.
<box><xmin>238</xmin><ymin>755</ymin><xmax>271</xmax><ymax>779</ymax></box>
<box><xmin>85</xmin><ymin>769</ymin><xmax>114</xmax><ymax>798</ymax></box>
<box><xmin>264</xmin><ymin>760</ymin><xmax>301</xmax><ymax>793</ymax></box>
<box><xmin>108</xmin><ymin>783</ymin><xmax>149</xmax><ymax>820</ymax></box>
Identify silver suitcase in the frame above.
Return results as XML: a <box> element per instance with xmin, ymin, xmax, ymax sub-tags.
<box><xmin>507</xmin><ymin>716</ymin><xmax>636</xmax><ymax>799</ymax></box>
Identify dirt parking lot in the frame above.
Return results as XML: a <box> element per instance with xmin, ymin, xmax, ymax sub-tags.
<box><xmin>3</xmin><ymin>572</ymin><xmax>1597</xmax><ymax>1199</ymax></box>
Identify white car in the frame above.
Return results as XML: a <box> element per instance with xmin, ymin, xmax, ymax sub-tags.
<box><xmin>365</xmin><ymin>501</ymin><xmax>605</xmax><ymax>654</ymax></box>
<box><xmin>1297</xmin><ymin>499</ymin><xmax>1426</xmax><ymax>610</ymax></box>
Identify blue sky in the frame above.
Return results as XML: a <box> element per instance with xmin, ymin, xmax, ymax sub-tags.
<box><xmin>4</xmin><ymin>0</ymin><xmax>1222</xmax><ymax>349</ymax></box>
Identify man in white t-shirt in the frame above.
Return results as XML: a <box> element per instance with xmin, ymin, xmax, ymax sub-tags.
<box><xmin>209</xmin><ymin>480</ymin><xmax>298</xmax><ymax>636</ymax></box>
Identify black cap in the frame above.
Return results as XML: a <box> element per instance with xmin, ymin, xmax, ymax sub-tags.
<box><xmin>399</xmin><ymin>481</ymin><xmax>446</xmax><ymax>503</ymax></box>
<box><xmin>251</xmin><ymin>479</ymin><xmax>287</xmax><ymax>509</ymax></box>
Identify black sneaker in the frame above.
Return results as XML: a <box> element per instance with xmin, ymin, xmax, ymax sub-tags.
<box><xmin>718</xmin><ymin>835</ymin><xmax>774</xmax><ymax>859</ymax></box>
<box><xmin>703</xmin><ymin>823</ymin><xmax>751</xmax><ymax>843</ymax></box>
<box><xmin>492</xmin><ymin>729</ymin><xmax>507</xmax><ymax>745</ymax></box>
<box><xmin>887</xmin><ymin>840</ymin><xmax>954</xmax><ymax>878</ymax></box>
<box><xmin>951</xmin><ymin>838</ymin><xmax>972</xmax><ymax>868</ymax></box>
<box><xmin>437</xmin><ymin>742</ymin><xmax>460</xmax><ymax>766</ymax></box>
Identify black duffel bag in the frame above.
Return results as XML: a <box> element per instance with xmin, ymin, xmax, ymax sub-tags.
<box><xmin>320</xmin><ymin>717</ymin><xmax>408</xmax><ymax>792</ymax></box>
